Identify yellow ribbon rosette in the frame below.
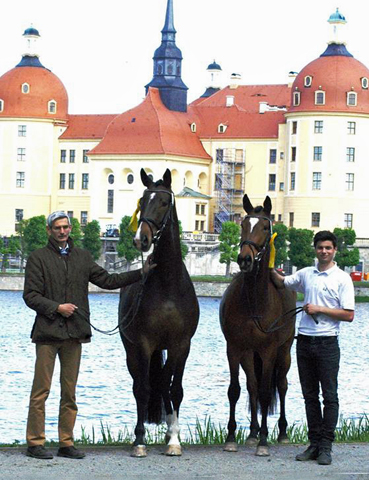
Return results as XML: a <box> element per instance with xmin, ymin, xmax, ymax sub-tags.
<box><xmin>128</xmin><ymin>199</ymin><xmax>141</xmax><ymax>232</ymax></box>
<box><xmin>268</xmin><ymin>232</ymin><xmax>278</xmax><ymax>268</ymax></box>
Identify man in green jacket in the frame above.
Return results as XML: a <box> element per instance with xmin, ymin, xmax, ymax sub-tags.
<box><xmin>23</xmin><ymin>211</ymin><xmax>154</xmax><ymax>460</ymax></box>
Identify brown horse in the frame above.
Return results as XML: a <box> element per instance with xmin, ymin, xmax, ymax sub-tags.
<box><xmin>119</xmin><ymin>168</ymin><xmax>199</xmax><ymax>457</ymax></box>
<box><xmin>219</xmin><ymin>194</ymin><xmax>296</xmax><ymax>456</ymax></box>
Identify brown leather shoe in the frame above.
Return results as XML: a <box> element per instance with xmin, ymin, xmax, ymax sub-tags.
<box><xmin>26</xmin><ymin>445</ymin><xmax>53</xmax><ymax>459</ymax></box>
<box><xmin>295</xmin><ymin>445</ymin><xmax>319</xmax><ymax>461</ymax></box>
<box><xmin>57</xmin><ymin>446</ymin><xmax>85</xmax><ymax>459</ymax></box>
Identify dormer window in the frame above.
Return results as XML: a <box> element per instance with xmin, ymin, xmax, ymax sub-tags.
<box><xmin>190</xmin><ymin>123</ymin><xmax>197</xmax><ymax>133</ymax></box>
<box><xmin>361</xmin><ymin>77</ymin><xmax>368</xmax><ymax>89</ymax></box>
<box><xmin>0</xmin><ymin>99</ymin><xmax>3</xmax><ymax>112</ymax></box>
<box><xmin>22</xmin><ymin>83</ymin><xmax>30</xmax><ymax>94</ymax></box>
<box><xmin>293</xmin><ymin>91</ymin><xmax>301</xmax><ymax>106</ymax></box>
<box><xmin>315</xmin><ymin>90</ymin><xmax>325</xmax><ymax>105</ymax></box>
<box><xmin>48</xmin><ymin>100</ymin><xmax>57</xmax><ymax>114</ymax></box>
<box><xmin>218</xmin><ymin>124</ymin><xmax>227</xmax><ymax>133</ymax></box>
<box><xmin>304</xmin><ymin>76</ymin><xmax>312</xmax><ymax>88</ymax></box>
<box><xmin>347</xmin><ymin>92</ymin><xmax>357</xmax><ymax>106</ymax></box>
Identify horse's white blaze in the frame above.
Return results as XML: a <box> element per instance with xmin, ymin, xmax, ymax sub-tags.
<box><xmin>249</xmin><ymin>217</ymin><xmax>259</xmax><ymax>233</ymax></box>
<box><xmin>166</xmin><ymin>412</ymin><xmax>180</xmax><ymax>446</ymax></box>
<box><xmin>134</xmin><ymin>223</ymin><xmax>143</xmax><ymax>242</ymax></box>
<box><xmin>149</xmin><ymin>192</ymin><xmax>156</xmax><ymax>203</ymax></box>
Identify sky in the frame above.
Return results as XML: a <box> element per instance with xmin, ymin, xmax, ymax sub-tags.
<box><xmin>1</xmin><ymin>0</ymin><xmax>368</xmax><ymax>114</ymax></box>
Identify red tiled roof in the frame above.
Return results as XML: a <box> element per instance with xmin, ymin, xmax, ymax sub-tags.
<box><xmin>0</xmin><ymin>66</ymin><xmax>68</xmax><ymax>120</ymax></box>
<box><xmin>89</xmin><ymin>88</ymin><xmax>211</xmax><ymax>159</ymax></box>
<box><xmin>192</xmin><ymin>84</ymin><xmax>291</xmax><ymax>112</ymax></box>
<box><xmin>60</xmin><ymin>114</ymin><xmax>118</xmax><ymax>139</ymax></box>
<box><xmin>289</xmin><ymin>55</ymin><xmax>369</xmax><ymax>114</ymax></box>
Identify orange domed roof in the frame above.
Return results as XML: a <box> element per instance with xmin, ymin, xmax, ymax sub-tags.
<box><xmin>0</xmin><ymin>64</ymin><xmax>68</xmax><ymax>120</ymax></box>
<box><xmin>289</xmin><ymin>47</ymin><xmax>369</xmax><ymax>114</ymax></box>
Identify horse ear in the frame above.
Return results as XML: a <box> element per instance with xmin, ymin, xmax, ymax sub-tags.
<box><xmin>263</xmin><ymin>196</ymin><xmax>272</xmax><ymax>215</ymax></box>
<box><xmin>141</xmin><ymin>168</ymin><xmax>152</xmax><ymax>188</ymax></box>
<box><xmin>243</xmin><ymin>194</ymin><xmax>254</xmax><ymax>214</ymax></box>
<box><xmin>163</xmin><ymin>169</ymin><xmax>172</xmax><ymax>188</ymax></box>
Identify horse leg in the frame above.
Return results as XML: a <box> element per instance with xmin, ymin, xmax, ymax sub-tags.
<box><xmin>276</xmin><ymin>342</ymin><xmax>293</xmax><ymax>444</ymax></box>
<box><xmin>224</xmin><ymin>346</ymin><xmax>241</xmax><ymax>452</ymax></box>
<box><xmin>164</xmin><ymin>343</ymin><xmax>191</xmax><ymax>456</ymax></box>
<box><xmin>124</xmin><ymin>340</ymin><xmax>151</xmax><ymax>457</ymax></box>
<box><xmin>240</xmin><ymin>352</ymin><xmax>260</xmax><ymax>447</ymax></box>
<box><xmin>255</xmin><ymin>351</ymin><xmax>277</xmax><ymax>457</ymax></box>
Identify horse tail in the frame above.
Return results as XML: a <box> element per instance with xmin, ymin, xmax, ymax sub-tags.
<box><xmin>253</xmin><ymin>352</ymin><xmax>278</xmax><ymax>415</ymax></box>
<box><xmin>147</xmin><ymin>350</ymin><xmax>165</xmax><ymax>424</ymax></box>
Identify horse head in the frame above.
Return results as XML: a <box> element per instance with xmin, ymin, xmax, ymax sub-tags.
<box><xmin>133</xmin><ymin>168</ymin><xmax>174</xmax><ymax>252</ymax></box>
<box><xmin>237</xmin><ymin>195</ymin><xmax>273</xmax><ymax>273</ymax></box>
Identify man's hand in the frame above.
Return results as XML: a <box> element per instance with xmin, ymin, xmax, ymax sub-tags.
<box><xmin>303</xmin><ymin>303</ymin><xmax>321</xmax><ymax>315</ymax></box>
<box><xmin>57</xmin><ymin>303</ymin><xmax>78</xmax><ymax>318</ymax></box>
<box><xmin>142</xmin><ymin>254</ymin><xmax>157</xmax><ymax>275</ymax></box>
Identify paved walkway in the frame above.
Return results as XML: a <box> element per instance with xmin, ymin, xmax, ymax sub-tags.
<box><xmin>1</xmin><ymin>444</ymin><xmax>369</xmax><ymax>480</ymax></box>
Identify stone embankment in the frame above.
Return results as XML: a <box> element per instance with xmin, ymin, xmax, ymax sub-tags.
<box><xmin>1</xmin><ymin>275</ymin><xmax>368</xmax><ymax>298</ymax></box>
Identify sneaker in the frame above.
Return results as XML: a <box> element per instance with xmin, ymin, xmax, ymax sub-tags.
<box><xmin>317</xmin><ymin>448</ymin><xmax>332</xmax><ymax>465</ymax></box>
<box><xmin>26</xmin><ymin>445</ymin><xmax>53</xmax><ymax>459</ymax></box>
<box><xmin>57</xmin><ymin>446</ymin><xmax>85</xmax><ymax>459</ymax></box>
<box><xmin>295</xmin><ymin>445</ymin><xmax>319</xmax><ymax>461</ymax></box>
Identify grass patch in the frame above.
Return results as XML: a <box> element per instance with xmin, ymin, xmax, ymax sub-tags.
<box><xmin>3</xmin><ymin>416</ymin><xmax>369</xmax><ymax>447</ymax></box>
<box><xmin>191</xmin><ymin>275</ymin><xmax>232</xmax><ymax>283</ymax></box>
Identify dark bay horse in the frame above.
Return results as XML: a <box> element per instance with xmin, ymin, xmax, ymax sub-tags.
<box><xmin>119</xmin><ymin>168</ymin><xmax>199</xmax><ymax>457</ymax></box>
<box><xmin>219</xmin><ymin>195</ymin><xmax>296</xmax><ymax>456</ymax></box>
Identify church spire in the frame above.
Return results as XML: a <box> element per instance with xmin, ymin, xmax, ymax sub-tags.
<box><xmin>145</xmin><ymin>0</ymin><xmax>188</xmax><ymax>112</ymax></box>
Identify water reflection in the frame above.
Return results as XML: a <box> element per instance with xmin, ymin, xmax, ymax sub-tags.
<box><xmin>0</xmin><ymin>291</ymin><xmax>368</xmax><ymax>443</ymax></box>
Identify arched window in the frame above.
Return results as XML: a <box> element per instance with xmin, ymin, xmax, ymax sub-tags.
<box><xmin>22</xmin><ymin>83</ymin><xmax>30</xmax><ymax>94</ymax></box>
<box><xmin>347</xmin><ymin>92</ymin><xmax>357</xmax><ymax>106</ymax></box>
<box><xmin>293</xmin><ymin>91</ymin><xmax>300</xmax><ymax>106</ymax></box>
<box><xmin>108</xmin><ymin>174</ymin><xmax>114</xmax><ymax>185</ymax></box>
<box><xmin>48</xmin><ymin>100</ymin><xmax>57</xmax><ymax>114</ymax></box>
<box><xmin>127</xmin><ymin>173</ymin><xmax>134</xmax><ymax>184</ymax></box>
<box><xmin>218</xmin><ymin>124</ymin><xmax>227</xmax><ymax>133</ymax></box>
<box><xmin>190</xmin><ymin>123</ymin><xmax>196</xmax><ymax>132</ymax></box>
<box><xmin>315</xmin><ymin>90</ymin><xmax>325</xmax><ymax>105</ymax></box>
<box><xmin>361</xmin><ymin>77</ymin><xmax>368</xmax><ymax>89</ymax></box>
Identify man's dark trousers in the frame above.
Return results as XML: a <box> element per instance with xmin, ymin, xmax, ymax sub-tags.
<box><xmin>296</xmin><ymin>334</ymin><xmax>340</xmax><ymax>448</ymax></box>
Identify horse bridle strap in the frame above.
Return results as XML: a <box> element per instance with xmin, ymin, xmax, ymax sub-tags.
<box><xmin>138</xmin><ymin>189</ymin><xmax>174</xmax><ymax>244</ymax></box>
<box><xmin>239</xmin><ymin>215</ymin><xmax>273</xmax><ymax>263</ymax></box>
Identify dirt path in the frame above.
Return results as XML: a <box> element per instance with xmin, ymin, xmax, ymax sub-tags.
<box><xmin>1</xmin><ymin>444</ymin><xmax>369</xmax><ymax>480</ymax></box>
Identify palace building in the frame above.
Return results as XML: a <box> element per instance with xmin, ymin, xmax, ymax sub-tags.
<box><xmin>0</xmin><ymin>3</ymin><xmax>368</xmax><ymax>251</ymax></box>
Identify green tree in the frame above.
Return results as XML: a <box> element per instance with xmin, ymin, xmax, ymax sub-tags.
<box><xmin>288</xmin><ymin>228</ymin><xmax>315</xmax><ymax>270</ymax></box>
<box><xmin>70</xmin><ymin>217</ymin><xmax>83</xmax><ymax>248</ymax></box>
<box><xmin>117</xmin><ymin>216</ymin><xmax>140</xmax><ymax>268</ymax></box>
<box><xmin>178</xmin><ymin>220</ymin><xmax>188</xmax><ymax>260</ymax></box>
<box><xmin>333</xmin><ymin>227</ymin><xmax>360</xmax><ymax>270</ymax></box>
<box><xmin>0</xmin><ymin>235</ymin><xmax>21</xmax><ymax>271</ymax></box>
<box><xmin>23</xmin><ymin>215</ymin><xmax>48</xmax><ymax>256</ymax></box>
<box><xmin>219</xmin><ymin>221</ymin><xmax>240</xmax><ymax>277</ymax></box>
<box><xmin>273</xmin><ymin>223</ymin><xmax>289</xmax><ymax>268</ymax></box>
<box><xmin>82</xmin><ymin>220</ymin><xmax>101</xmax><ymax>261</ymax></box>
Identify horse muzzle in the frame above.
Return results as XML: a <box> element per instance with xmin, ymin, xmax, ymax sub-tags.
<box><xmin>237</xmin><ymin>253</ymin><xmax>253</xmax><ymax>273</ymax></box>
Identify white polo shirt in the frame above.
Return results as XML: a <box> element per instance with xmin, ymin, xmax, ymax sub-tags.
<box><xmin>284</xmin><ymin>262</ymin><xmax>355</xmax><ymax>336</ymax></box>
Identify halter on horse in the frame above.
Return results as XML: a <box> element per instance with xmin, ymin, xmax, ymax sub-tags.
<box><xmin>219</xmin><ymin>194</ymin><xmax>296</xmax><ymax>456</ymax></box>
<box><xmin>119</xmin><ymin>168</ymin><xmax>199</xmax><ymax>457</ymax></box>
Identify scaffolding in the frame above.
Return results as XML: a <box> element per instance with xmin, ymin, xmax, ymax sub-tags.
<box><xmin>214</xmin><ymin>148</ymin><xmax>245</xmax><ymax>233</ymax></box>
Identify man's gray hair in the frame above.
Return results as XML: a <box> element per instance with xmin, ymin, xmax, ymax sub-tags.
<box><xmin>47</xmin><ymin>211</ymin><xmax>71</xmax><ymax>228</ymax></box>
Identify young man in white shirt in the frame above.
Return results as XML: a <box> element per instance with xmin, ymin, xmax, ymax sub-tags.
<box><xmin>270</xmin><ymin>231</ymin><xmax>355</xmax><ymax>465</ymax></box>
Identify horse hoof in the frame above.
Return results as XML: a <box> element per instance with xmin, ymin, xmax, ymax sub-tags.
<box><xmin>223</xmin><ymin>442</ymin><xmax>238</xmax><ymax>452</ymax></box>
<box><xmin>278</xmin><ymin>436</ymin><xmax>289</xmax><ymax>445</ymax></box>
<box><xmin>245</xmin><ymin>437</ymin><xmax>258</xmax><ymax>447</ymax></box>
<box><xmin>165</xmin><ymin>445</ymin><xmax>182</xmax><ymax>456</ymax></box>
<box><xmin>255</xmin><ymin>445</ymin><xmax>270</xmax><ymax>457</ymax></box>
<box><xmin>131</xmin><ymin>445</ymin><xmax>147</xmax><ymax>457</ymax></box>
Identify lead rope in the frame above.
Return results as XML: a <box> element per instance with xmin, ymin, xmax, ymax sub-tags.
<box><xmin>75</xmin><ymin>253</ymin><xmax>149</xmax><ymax>336</ymax></box>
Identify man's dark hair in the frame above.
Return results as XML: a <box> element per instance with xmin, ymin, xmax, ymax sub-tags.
<box><xmin>313</xmin><ymin>230</ymin><xmax>337</xmax><ymax>248</ymax></box>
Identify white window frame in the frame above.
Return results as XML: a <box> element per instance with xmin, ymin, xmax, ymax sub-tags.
<box><xmin>314</xmin><ymin>120</ymin><xmax>323</xmax><ymax>134</ymax></box>
<box><xmin>344</xmin><ymin>213</ymin><xmax>353</xmax><ymax>228</ymax></box>
<box><xmin>362</xmin><ymin>77</ymin><xmax>368</xmax><ymax>89</ymax></box>
<box><xmin>293</xmin><ymin>91</ymin><xmax>300</xmax><ymax>106</ymax></box>
<box><xmin>218</xmin><ymin>124</ymin><xmax>227</xmax><ymax>134</ymax></box>
<box><xmin>346</xmin><ymin>173</ymin><xmax>354</xmax><ymax>191</ymax></box>
<box><xmin>48</xmin><ymin>100</ymin><xmax>57</xmax><ymax>114</ymax></box>
<box><xmin>304</xmin><ymin>76</ymin><xmax>312</xmax><ymax>87</ymax></box>
<box><xmin>347</xmin><ymin>92</ymin><xmax>357</xmax><ymax>106</ymax></box>
<box><xmin>312</xmin><ymin>172</ymin><xmax>322</xmax><ymax>190</ymax></box>
<box><xmin>22</xmin><ymin>83</ymin><xmax>30</xmax><ymax>94</ymax></box>
<box><xmin>315</xmin><ymin>90</ymin><xmax>325</xmax><ymax>105</ymax></box>
<box><xmin>0</xmin><ymin>99</ymin><xmax>4</xmax><ymax>112</ymax></box>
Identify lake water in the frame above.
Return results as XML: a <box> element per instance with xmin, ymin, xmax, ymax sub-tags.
<box><xmin>0</xmin><ymin>291</ymin><xmax>368</xmax><ymax>444</ymax></box>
